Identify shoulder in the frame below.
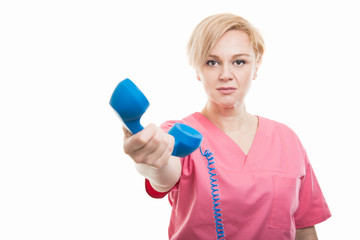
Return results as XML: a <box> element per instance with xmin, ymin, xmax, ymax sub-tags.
<box><xmin>260</xmin><ymin>116</ymin><xmax>309</xmax><ymax>176</ymax></box>
<box><xmin>260</xmin><ymin>116</ymin><xmax>299</xmax><ymax>138</ymax></box>
<box><xmin>259</xmin><ymin>116</ymin><xmax>305</xmax><ymax>153</ymax></box>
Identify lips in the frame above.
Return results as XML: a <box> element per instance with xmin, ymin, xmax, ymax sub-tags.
<box><xmin>216</xmin><ymin>87</ymin><xmax>237</xmax><ymax>94</ymax></box>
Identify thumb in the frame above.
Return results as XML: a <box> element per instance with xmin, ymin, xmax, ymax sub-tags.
<box><xmin>122</xmin><ymin>126</ymin><xmax>133</xmax><ymax>139</ymax></box>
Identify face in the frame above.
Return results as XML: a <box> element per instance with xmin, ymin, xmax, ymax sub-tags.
<box><xmin>197</xmin><ymin>30</ymin><xmax>260</xmax><ymax>109</ymax></box>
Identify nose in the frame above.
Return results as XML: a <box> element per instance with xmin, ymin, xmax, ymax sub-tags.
<box><xmin>219</xmin><ymin>64</ymin><xmax>233</xmax><ymax>81</ymax></box>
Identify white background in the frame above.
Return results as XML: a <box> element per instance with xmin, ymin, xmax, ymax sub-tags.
<box><xmin>1</xmin><ymin>0</ymin><xmax>359</xmax><ymax>239</ymax></box>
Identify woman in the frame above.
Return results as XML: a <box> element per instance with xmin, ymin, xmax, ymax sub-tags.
<box><xmin>123</xmin><ymin>13</ymin><xmax>331</xmax><ymax>240</ymax></box>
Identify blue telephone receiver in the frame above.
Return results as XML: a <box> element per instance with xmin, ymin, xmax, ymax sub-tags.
<box><xmin>109</xmin><ymin>78</ymin><xmax>203</xmax><ymax>157</ymax></box>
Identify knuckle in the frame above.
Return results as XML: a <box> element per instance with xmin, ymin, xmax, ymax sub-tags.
<box><xmin>168</xmin><ymin>134</ymin><xmax>175</xmax><ymax>145</ymax></box>
<box><xmin>151</xmin><ymin>128</ymin><xmax>166</xmax><ymax>145</ymax></box>
<box><xmin>132</xmin><ymin>153</ymin><xmax>147</xmax><ymax>164</ymax></box>
<box><xmin>133</xmin><ymin>157</ymin><xmax>144</xmax><ymax>164</ymax></box>
<box><xmin>137</xmin><ymin>135</ymin><xmax>148</xmax><ymax>145</ymax></box>
<box><xmin>166</xmin><ymin>135</ymin><xmax>175</xmax><ymax>151</ymax></box>
<box><xmin>144</xmin><ymin>123</ymin><xmax>156</xmax><ymax>134</ymax></box>
<box><xmin>138</xmin><ymin>132</ymin><xmax>151</xmax><ymax>144</ymax></box>
<box><xmin>123</xmin><ymin>146</ymin><xmax>130</xmax><ymax>155</ymax></box>
<box><xmin>123</xmin><ymin>142</ymin><xmax>131</xmax><ymax>155</ymax></box>
<box><xmin>152</xmin><ymin>134</ymin><xmax>162</xmax><ymax>145</ymax></box>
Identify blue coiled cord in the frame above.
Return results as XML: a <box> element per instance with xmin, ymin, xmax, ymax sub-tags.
<box><xmin>200</xmin><ymin>147</ymin><xmax>225</xmax><ymax>240</ymax></box>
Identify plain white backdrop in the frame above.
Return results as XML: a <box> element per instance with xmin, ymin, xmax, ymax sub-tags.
<box><xmin>1</xmin><ymin>0</ymin><xmax>359</xmax><ymax>239</ymax></box>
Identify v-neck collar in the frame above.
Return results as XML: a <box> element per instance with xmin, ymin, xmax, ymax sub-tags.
<box><xmin>193</xmin><ymin>112</ymin><xmax>263</xmax><ymax>164</ymax></box>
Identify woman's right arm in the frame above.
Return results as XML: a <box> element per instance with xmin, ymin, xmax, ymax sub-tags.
<box><xmin>123</xmin><ymin>124</ymin><xmax>181</xmax><ymax>193</ymax></box>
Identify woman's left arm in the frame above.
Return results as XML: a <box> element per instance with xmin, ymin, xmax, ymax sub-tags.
<box><xmin>295</xmin><ymin>226</ymin><xmax>318</xmax><ymax>240</ymax></box>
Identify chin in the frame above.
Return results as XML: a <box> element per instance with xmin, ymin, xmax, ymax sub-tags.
<box><xmin>219</xmin><ymin>102</ymin><xmax>238</xmax><ymax>109</ymax></box>
<box><xmin>210</xmin><ymin>96</ymin><xmax>244</xmax><ymax>109</ymax></box>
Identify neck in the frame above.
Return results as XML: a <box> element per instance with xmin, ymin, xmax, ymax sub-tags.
<box><xmin>201</xmin><ymin>101</ymin><xmax>253</xmax><ymax>133</ymax></box>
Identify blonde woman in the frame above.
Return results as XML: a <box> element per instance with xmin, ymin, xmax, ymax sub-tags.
<box><xmin>123</xmin><ymin>13</ymin><xmax>331</xmax><ymax>240</ymax></box>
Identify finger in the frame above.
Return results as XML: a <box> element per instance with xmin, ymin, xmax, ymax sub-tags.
<box><xmin>127</xmin><ymin>126</ymin><xmax>174</xmax><ymax>167</ymax></box>
<box><xmin>123</xmin><ymin>124</ymin><xmax>157</xmax><ymax>154</ymax></box>
<box><xmin>131</xmin><ymin>126</ymin><xmax>167</xmax><ymax>163</ymax></box>
<box><xmin>154</xmin><ymin>134</ymin><xmax>175</xmax><ymax>167</ymax></box>
<box><xmin>143</xmin><ymin>133</ymin><xmax>175</xmax><ymax>168</ymax></box>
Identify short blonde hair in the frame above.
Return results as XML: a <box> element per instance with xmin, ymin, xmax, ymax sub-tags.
<box><xmin>187</xmin><ymin>13</ymin><xmax>265</xmax><ymax>70</ymax></box>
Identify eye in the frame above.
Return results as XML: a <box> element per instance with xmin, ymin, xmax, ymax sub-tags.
<box><xmin>206</xmin><ymin>60</ymin><xmax>219</xmax><ymax>66</ymax></box>
<box><xmin>233</xmin><ymin>60</ymin><xmax>246</xmax><ymax>66</ymax></box>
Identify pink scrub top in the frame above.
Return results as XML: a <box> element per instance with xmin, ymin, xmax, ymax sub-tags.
<box><xmin>145</xmin><ymin>113</ymin><xmax>331</xmax><ymax>240</ymax></box>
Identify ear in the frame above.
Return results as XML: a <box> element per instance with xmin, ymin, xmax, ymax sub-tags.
<box><xmin>253</xmin><ymin>57</ymin><xmax>262</xmax><ymax>80</ymax></box>
<box><xmin>253</xmin><ymin>65</ymin><xmax>259</xmax><ymax>80</ymax></box>
<box><xmin>196</xmin><ymin>71</ymin><xmax>201</xmax><ymax>81</ymax></box>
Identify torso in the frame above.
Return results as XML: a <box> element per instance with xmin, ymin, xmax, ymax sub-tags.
<box><xmin>165</xmin><ymin>112</ymin><xmax>308</xmax><ymax>240</ymax></box>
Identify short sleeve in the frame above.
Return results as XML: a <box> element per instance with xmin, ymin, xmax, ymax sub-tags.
<box><xmin>294</xmin><ymin>152</ymin><xmax>331</xmax><ymax>228</ymax></box>
<box><xmin>145</xmin><ymin>178</ymin><xmax>171</xmax><ymax>199</ymax></box>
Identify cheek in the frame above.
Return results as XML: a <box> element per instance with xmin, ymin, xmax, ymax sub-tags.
<box><xmin>202</xmin><ymin>80</ymin><xmax>211</xmax><ymax>91</ymax></box>
<box><xmin>235</xmin><ymin>66</ymin><xmax>255</xmax><ymax>82</ymax></box>
<box><xmin>201</xmin><ymin>70</ymin><xmax>216</xmax><ymax>79</ymax></box>
<box><xmin>200</xmin><ymin>79</ymin><xmax>216</xmax><ymax>97</ymax></box>
<box><xmin>198</xmin><ymin>72</ymin><xmax>214</xmax><ymax>87</ymax></box>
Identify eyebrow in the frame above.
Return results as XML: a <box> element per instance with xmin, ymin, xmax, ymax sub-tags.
<box><xmin>208</xmin><ymin>53</ymin><xmax>251</xmax><ymax>59</ymax></box>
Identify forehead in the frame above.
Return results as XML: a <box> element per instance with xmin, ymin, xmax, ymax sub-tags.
<box><xmin>210</xmin><ymin>30</ymin><xmax>254</xmax><ymax>56</ymax></box>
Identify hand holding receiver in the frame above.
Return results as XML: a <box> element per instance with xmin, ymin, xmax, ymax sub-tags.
<box><xmin>109</xmin><ymin>78</ymin><xmax>203</xmax><ymax>157</ymax></box>
<box><xmin>122</xmin><ymin>124</ymin><xmax>175</xmax><ymax>169</ymax></box>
